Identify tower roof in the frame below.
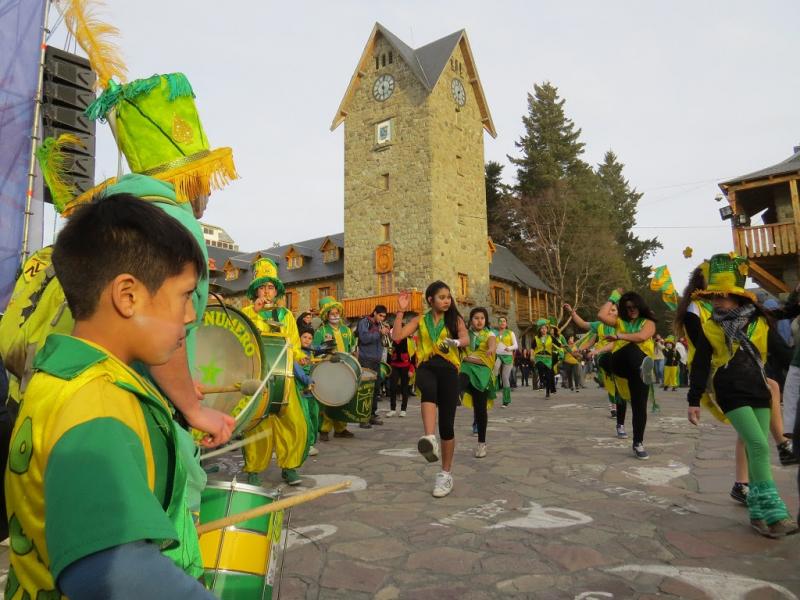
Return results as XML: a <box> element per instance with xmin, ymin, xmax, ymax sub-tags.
<box><xmin>331</xmin><ymin>23</ymin><xmax>496</xmax><ymax>137</ymax></box>
<box><xmin>720</xmin><ymin>147</ymin><xmax>800</xmax><ymax>189</ymax></box>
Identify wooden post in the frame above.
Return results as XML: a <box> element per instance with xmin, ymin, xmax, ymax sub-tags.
<box><xmin>789</xmin><ymin>179</ymin><xmax>800</xmax><ymax>271</ymax></box>
<box><xmin>729</xmin><ymin>189</ymin><xmax>740</xmax><ymax>255</ymax></box>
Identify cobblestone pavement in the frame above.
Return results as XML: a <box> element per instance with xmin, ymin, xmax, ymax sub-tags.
<box><xmin>1</xmin><ymin>384</ymin><xmax>797</xmax><ymax>599</ymax></box>
<box><xmin>246</xmin><ymin>384</ymin><xmax>799</xmax><ymax>599</ymax></box>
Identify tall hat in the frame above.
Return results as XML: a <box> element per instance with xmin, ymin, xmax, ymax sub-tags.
<box><xmin>41</xmin><ymin>1</ymin><xmax>237</xmax><ymax>216</ymax></box>
<box><xmin>318</xmin><ymin>296</ymin><xmax>344</xmax><ymax>321</ymax></box>
<box><xmin>536</xmin><ymin>318</ymin><xmax>548</xmax><ymax>328</ymax></box>
<box><xmin>692</xmin><ymin>253</ymin><xmax>755</xmax><ymax>303</ymax></box>
<box><xmin>247</xmin><ymin>258</ymin><xmax>285</xmax><ymax>300</ymax></box>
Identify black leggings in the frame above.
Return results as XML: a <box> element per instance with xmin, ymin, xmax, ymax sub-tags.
<box><xmin>389</xmin><ymin>366</ymin><xmax>410</xmax><ymax>411</ymax></box>
<box><xmin>459</xmin><ymin>373</ymin><xmax>488</xmax><ymax>443</ymax></box>
<box><xmin>611</xmin><ymin>344</ymin><xmax>649</xmax><ymax>445</ymax></box>
<box><xmin>415</xmin><ymin>356</ymin><xmax>459</xmax><ymax>440</ymax></box>
<box><xmin>535</xmin><ymin>361</ymin><xmax>555</xmax><ymax>393</ymax></box>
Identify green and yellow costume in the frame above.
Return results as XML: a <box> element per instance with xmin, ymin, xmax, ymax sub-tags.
<box><xmin>611</xmin><ymin>318</ymin><xmax>654</xmax><ymax>402</ymax></box>
<box><xmin>417</xmin><ymin>312</ymin><xmax>462</xmax><ymax>371</ymax></box>
<box><xmin>313</xmin><ymin>297</ymin><xmax>354</xmax><ymax>434</ymax></box>
<box><xmin>460</xmin><ymin>328</ymin><xmax>497</xmax><ymax>409</ymax></box>
<box><xmin>5</xmin><ymin>335</ymin><xmax>201</xmax><ymax>599</ymax></box>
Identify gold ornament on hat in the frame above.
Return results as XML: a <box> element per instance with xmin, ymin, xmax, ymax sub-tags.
<box><xmin>683</xmin><ymin>246</ymin><xmax>693</xmax><ymax>258</ymax></box>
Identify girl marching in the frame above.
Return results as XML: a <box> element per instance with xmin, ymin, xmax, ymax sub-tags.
<box><xmin>392</xmin><ymin>282</ymin><xmax>470</xmax><ymax>498</ymax></box>
<box><xmin>460</xmin><ymin>307</ymin><xmax>497</xmax><ymax>458</ymax></box>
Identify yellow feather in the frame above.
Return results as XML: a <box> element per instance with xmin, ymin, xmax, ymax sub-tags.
<box><xmin>58</xmin><ymin>0</ymin><xmax>127</xmax><ymax>89</ymax></box>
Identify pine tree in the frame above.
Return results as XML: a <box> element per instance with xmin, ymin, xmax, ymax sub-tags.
<box><xmin>485</xmin><ymin>161</ymin><xmax>511</xmax><ymax>244</ymax></box>
<box><xmin>596</xmin><ymin>150</ymin><xmax>662</xmax><ymax>288</ymax></box>
<box><xmin>509</xmin><ymin>82</ymin><xmax>586</xmax><ymax>196</ymax></box>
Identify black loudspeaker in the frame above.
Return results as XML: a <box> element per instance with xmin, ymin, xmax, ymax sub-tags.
<box><xmin>41</xmin><ymin>46</ymin><xmax>97</xmax><ymax>203</ymax></box>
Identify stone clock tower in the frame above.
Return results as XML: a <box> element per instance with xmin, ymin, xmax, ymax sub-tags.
<box><xmin>331</xmin><ymin>23</ymin><xmax>497</xmax><ymax>310</ymax></box>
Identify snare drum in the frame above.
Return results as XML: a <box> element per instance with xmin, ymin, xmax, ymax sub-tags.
<box><xmin>310</xmin><ymin>352</ymin><xmax>361</xmax><ymax>407</ymax></box>
<box><xmin>322</xmin><ymin>368</ymin><xmax>376</xmax><ymax>424</ymax></box>
<box><xmin>198</xmin><ymin>481</ymin><xmax>283</xmax><ymax>599</ymax></box>
<box><xmin>260</xmin><ymin>333</ymin><xmax>292</xmax><ymax>415</ymax></box>
<box><xmin>195</xmin><ymin>306</ymin><xmax>269</xmax><ymax>438</ymax></box>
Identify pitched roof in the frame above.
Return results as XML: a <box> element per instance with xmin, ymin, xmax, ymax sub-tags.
<box><xmin>490</xmin><ymin>244</ymin><xmax>553</xmax><ymax>293</ymax></box>
<box><xmin>331</xmin><ymin>23</ymin><xmax>496</xmax><ymax>137</ymax></box>
<box><xmin>720</xmin><ymin>148</ymin><xmax>800</xmax><ymax>188</ymax></box>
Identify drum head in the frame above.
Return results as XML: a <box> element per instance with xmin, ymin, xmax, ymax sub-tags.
<box><xmin>195</xmin><ymin>305</ymin><xmax>263</xmax><ymax>436</ymax></box>
<box><xmin>311</xmin><ymin>359</ymin><xmax>359</xmax><ymax>407</ymax></box>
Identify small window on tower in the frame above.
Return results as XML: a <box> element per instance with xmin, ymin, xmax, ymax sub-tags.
<box><xmin>456</xmin><ymin>154</ymin><xmax>463</xmax><ymax>176</ymax></box>
<box><xmin>458</xmin><ymin>273</ymin><xmax>469</xmax><ymax>299</ymax></box>
<box><xmin>381</xmin><ymin>173</ymin><xmax>390</xmax><ymax>190</ymax></box>
<box><xmin>375</xmin><ymin>119</ymin><xmax>392</xmax><ymax>145</ymax></box>
<box><xmin>381</xmin><ymin>223</ymin><xmax>391</xmax><ymax>242</ymax></box>
<box><xmin>388</xmin><ymin>51</ymin><xmax>393</xmax><ymax>64</ymax></box>
<box><xmin>381</xmin><ymin>54</ymin><xmax>386</xmax><ymax>67</ymax></box>
<box><xmin>375</xmin><ymin>56</ymin><xmax>379</xmax><ymax>70</ymax></box>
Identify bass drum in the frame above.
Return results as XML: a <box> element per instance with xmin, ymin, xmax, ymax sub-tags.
<box><xmin>322</xmin><ymin>368</ymin><xmax>376</xmax><ymax>424</ymax></box>
<box><xmin>198</xmin><ymin>480</ymin><xmax>284</xmax><ymax>599</ymax></box>
<box><xmin>195</xmin><ymin>305</ymin><xmax>269</xmax><ymax>437</ymax></box>
<box><xmin>310</xmin><ymin>352</ymin><xmax>361</xmax><ymax>407</ymax></box>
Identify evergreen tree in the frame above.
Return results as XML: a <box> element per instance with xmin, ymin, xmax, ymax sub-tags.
<box><xmin>596</xmin><ymin>150</ymin><xmax>662</xmax><ymax>288</ymax></box>
<box><xmin>485</xmin><ymin>161</ymin><xmax>512</xmax><ymax>244</ymax></box>
<box><xmin>509</xmin><ymin>82</ymin><xmax>586</xmax><ymax>196</ymax></box>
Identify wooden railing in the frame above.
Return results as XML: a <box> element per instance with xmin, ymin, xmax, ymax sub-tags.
<box><xmin>736</xmin><ymin>222</ymin><xmax>797</xmax><ymax>258</ymax></box>
<box><xmin>343</xmin><ymin>290</ymin><xmax>423</xmax><ymax>318</ymax></box>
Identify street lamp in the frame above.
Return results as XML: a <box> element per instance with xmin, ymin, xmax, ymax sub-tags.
<box><xmin>719</xmin><ymin>205</ymin><xmax>734</xmax><ymax>220</ymax></box>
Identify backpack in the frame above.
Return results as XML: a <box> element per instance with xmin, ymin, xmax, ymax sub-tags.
<box><xmin>0</xmin><ymin>246</ymin><xmax>74</xmax><ymax>406</ymax></box>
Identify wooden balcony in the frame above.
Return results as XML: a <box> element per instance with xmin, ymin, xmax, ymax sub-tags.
<box><xmin>343</xmin><ymin>290</ymin><xmax>423</xmax><ymax>318</ymax></box>
<box><xmin>735</xmin><ymin>222</ymin><xmax>797</xmax><ymax>258</ymax></box>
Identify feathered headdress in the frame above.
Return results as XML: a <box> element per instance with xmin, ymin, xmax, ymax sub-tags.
<box><xmin>35</xmin><ymin>134</ymin><xmax>86</xmax><ymax>213</ymax></box>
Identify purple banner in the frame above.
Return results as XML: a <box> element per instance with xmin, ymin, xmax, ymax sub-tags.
<box><xmin>0</xmin><ymin>0</ymin><xmax>45</xmax><ymax>309</ymax></box>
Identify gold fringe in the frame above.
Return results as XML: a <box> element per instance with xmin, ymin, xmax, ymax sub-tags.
<box><xmin>156</xmin><ymin>147</ymin><xmax>239</xmax><ymax>203</ymax></box>
<box><xmin>691</xmin><ymin>288</ymin><xmax>757</xmax><ymax>303</ymax></box>
<box><xmin>59</xmin><ymin>0</ymin><xmax>127</xmax><ymax>89</ymax></box>
<box><xmin>62</xmin><ymin>176</ymin><xmax>117</xmax><ymax>217</ymax></box>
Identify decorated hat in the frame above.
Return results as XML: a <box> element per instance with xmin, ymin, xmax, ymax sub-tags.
<box><xmin>692</xmin><ymin>253</ymin><xmax>755</xmax><ymax>303</ymax></box>
<box><xmin>548</xmin><ymin>316</ymin><xmax>558</xmax><ymax>327</ymax></box>
<box><xmin>247</xmin><ymin>258</ymin><xmax>285</xmax><ymax>300</ymax></box>
<box><xmin>318</xmin><ymin>296</ymin><xmax>344</xmax><ymax>321</ymax></box>
<box><xmin>536</xmin><ymin>318</ymin><xmax>548</xmax><ymax>328</ymax></box>
<box><xmin>53</xmin><ymin>1</ymin><xmax>237</xmax><ymax>216</ymax></box>
<box><xmin>664</xmin><ymin>335</ymin><xmax>676</xmax><ymax>344</ymax></box>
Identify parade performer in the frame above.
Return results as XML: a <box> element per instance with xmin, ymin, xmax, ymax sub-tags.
<box><xmin>5</xmin><ymin>197</ymin><xmax>216</xmax><ymax>599</ymax></box>
<box><xmin>598</xmin><ymin>290</ymin><xmax>657</xmax><ymax>459</ymax></box>
<box><xmin>295</xmin><ymin>326</ymin><xmax>320</xmax><ymax>456</ymax></box>
<box><xmin>532</xmin><ymin>319</ymin><xmax>556</xmax><ymax>398</ymax></box>
<box><xmin>241</xmin><ymin>258</ymin><xmax>309</xmax><ymax>486</ymax></box>
<box><xmin>460</xmin><ymin>307</ymin><xmax>497</xmax><ymax>458</ymax></box>
<box><xmin>662</xmin><ymin>336</ymin><xmax>680</xmax><ymax>391</ymax></box>
<box><xmin>565</xmin><ymin>302</ymin><xmax>620</xmax><ymax>420</ymax></box>
<box><xmin>392</xmin><ymin>282</ymin><xmax>470</xmax><ymax>498</ymax></box>
<box><xmin>313</xmin><ymin>296</ymin><xmax>356</xmax><ymax>439</ymax></box>
<box><xmin>687</xmin><ymin>254</ymin><xmax>798</xmax><ymax>537</ymax></box>
<box><xmin>387</xmin><ymin>336</ymin><xmax>413</xmax><ymax>417</ymax></box>
<box><xmin>493</xmin><ymin>316</ymin><xmax>518</xmax><ymax>406</ymax></box>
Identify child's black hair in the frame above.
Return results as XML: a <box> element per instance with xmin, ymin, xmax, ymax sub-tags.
<box><xmin>53</xmin><ymin>194</ymin><xmax>206</xmax><ymax>320</ymax></box>
<box><xmin>468</xmin><ymin>306</ymin><xmax>490</xmax><ymax>329</ymax></box>
<box><xmin>424</xmin><ymin>280</ymin><xmax>463</xmax><ymax>339</ymax></box>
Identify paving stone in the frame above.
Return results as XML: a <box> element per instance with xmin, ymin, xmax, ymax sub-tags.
<box><xmin>329</xmin><ymin>538</ymin><xmax>410</xmax><ymax>561</ymax></box>
<box><xmin>540</xmin><ymin>543</ymin><xmax>615</xmax><ymax>572</ymax></box>
<box><xmin>496</xmin><ymin>574</ymin><xmax>556</xmax><ymax>593</ymax></box>
<box><xmin>663</xmin><ymin>530</ymin><xmax>727</xmax><ymax>558</ymax></box>
<box><xmin>319</xmin><ymin>559</ymin><xmax>389</xmax><ymax>594</ymax></box>
<box><xmin>406</xmin><ymin>547</ymin><xmax>483</xmax><ymax>575</ymax></box>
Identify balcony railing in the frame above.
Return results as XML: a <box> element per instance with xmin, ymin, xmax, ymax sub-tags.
<box><xmin>343</xmin><ymin>290</ymin><xmax>423</xmax><ymax>318</ymax></box>
<box><xmin>735</xmin><ymin>222</ymin><xmax>797</xmax><ymax>258</ymax></box>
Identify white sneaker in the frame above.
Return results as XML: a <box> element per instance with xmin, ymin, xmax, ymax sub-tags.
<box><xmin>432</xmin><ymin>471</ymin><xmax>453</xmax><ymax>498</ymax></box>
<box><xmin>385</xmin><ymin>410</ymin><xmax>396</xmax><ymax>418</ymax></box>
<box><xmin>399</xmin><ymin>410</ymin><xmax>407</xmax><ymax>417</ymax></box>
<box><xmin>475</xmin><ymin>443</ymin><xmax>487</xmax><ymax>458</ymax></box>
<box><xmin>417</xmin><ymin>434</ymin><xmax>440</xmax><ymax>463</ymax></box>
<box><xmin>308</xmin><ymin>445</ymin><xmax>319</xmax><ymax>456</ymax></box>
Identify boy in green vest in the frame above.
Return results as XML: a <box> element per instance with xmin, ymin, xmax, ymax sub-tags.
<box><xmin>5</xmin><ymin>196</ymin><xmax>216</xmax><ymax>599</ymax></box>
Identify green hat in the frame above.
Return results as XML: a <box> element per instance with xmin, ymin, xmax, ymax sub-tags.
<box><xmin>692</xmin><ymin>253</ymin><xmax>755</xmax><ymax>303</ymax></box>
<box><xmin>63</xmin><ymin>74</ymin><xmax>237</xmax><ymax>215</ymax></box>
<box><xmin>548</xmin><ymin>316</ymin><xmax>558</xmax><ymax>327</ymax></box>
<box><xmin>318</xmin><ymin>296</ymin><xmax>344</xmax><ymax>321</ymax></box>
<box><xmin>247</xmin><ymin>258</ymin><xmax>285</xmax><ymax>300</ymax></box>
<box><xmin>536</xmin><ymin>318</ymin><xmax>548</xmax><ymax>328</ymax></box>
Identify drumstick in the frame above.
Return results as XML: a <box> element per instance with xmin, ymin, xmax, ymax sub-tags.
<box><xmin>199</xmin><ymin>379</ymin><xmax>262</xmax><ymax>395</ymax></box>
<box><xmin>196</xmin><ymin>481</ymin><xmax>351</xmax><ymax>535</ymax></box>
<box><xmin>199</xmin><ymin>427</ymin><xmax>273</xmax><ymax>461</ymax></box>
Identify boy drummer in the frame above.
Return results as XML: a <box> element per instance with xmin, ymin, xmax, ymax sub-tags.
<box><xmin>5</xmin><ymin>196</ymin><xmax>215</xmax><ymax>599</ymax></box>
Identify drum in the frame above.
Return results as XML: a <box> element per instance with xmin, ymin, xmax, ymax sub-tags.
<box><xmin>322</xmin><ymin>368</ymin><xmax>376</xmax><ymax>424</ymax></box>
<box><xmin>198</xmin><ymin>481</ymin><xmax>283</xmax><ymax>599</ymax></box>
<box><xmin>260</xmin><ymin>332</ymin><xmax>292</xmax><ymax>415</ymax></box>
<box><xmin>195</xmin><ymin>305</ymin><xmax>269</xmax><ymax>437</ymax></box>
<box><xmin>310</xmin><ymin>352</ymin><xmax>362</xmax><ymax>407</ymax></box>
<box><xmin>379</xmin><ymin>362</ymin><xmax>392</xmax><ymax>380</ymax></box>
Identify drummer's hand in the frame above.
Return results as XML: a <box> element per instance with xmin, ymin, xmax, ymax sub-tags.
<box><xmin>687</xmin><ymin>406</ymin><xmax>701</xmax><ymax>426</ymax></box>
<box><xmin>185</xmin><ymin>404</ymin><xmax>235</xmax><ymax>448</ymax></box>
<box><xmin>299</xmin><ymin>356</ymin><xmax>310</xmax><ymax>366</ymax></box>
<box><xmin>397</xmin><ymin>291</ymin><xmax>410</xmax><ymax>311</ymax></box>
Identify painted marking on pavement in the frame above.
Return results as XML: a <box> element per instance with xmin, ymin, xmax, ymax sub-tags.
<box><xmin>283</xmin><ymin>524</ymin><xmax>338</xmax><ymax>549</ymax></box>
<box><xmin>550</xmin><ymin>403</ymin><xmax>587</xmax><ymax>409</ymax></box>
<box><xmin>436</xmin><ymin>499</ymin><xmax>508</xmax><ymax>526</ymax></box>
<box><xmin>624</xmin><ymin>461</ymin><xmax>690</xmax><ymax>486</ymax></box>
<box><xmin>575</xmin><ymin>593</ymin><xmax>614</xmax><ymax>600</ymax></box>
<box><xmin>487</xmin><ymin>501</ymin><xmax>592</xmax><ymax>530</ymax></box>
<box><xmin>607</xmin><ymin>565</ymin><xmax>798</xmax><ymax>600</ymax></box>
<box><xmin>378</xmin><ymin>447</ymin><xmax>419</xmax><ymax>458</ymax></box>
<box><xmin>489</xmin><ymin>416</ymin><xmax>536</xmax><ymax>425</ymax></box>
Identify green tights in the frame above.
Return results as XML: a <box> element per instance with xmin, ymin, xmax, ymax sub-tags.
<box><xmin>727</xmin><ymin>406</ymin><xmax>789</xmax><ymax>523</ymax></box>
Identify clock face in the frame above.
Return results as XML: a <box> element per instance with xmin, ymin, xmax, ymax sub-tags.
<box><xmin>373</xmin><ymin>74</ymin><xmax>395</xmax><ymax>102</ymax></box>
<box><xmin>451</xmin><ymin>78</ymin><xmax>466</xmax><ymax>106</ymax></box>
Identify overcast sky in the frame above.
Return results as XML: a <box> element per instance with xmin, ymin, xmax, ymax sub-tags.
<box><xmin>46</xmin><ymin>0</ymin><xmax>800</xmax><ymax>294</ymax></box>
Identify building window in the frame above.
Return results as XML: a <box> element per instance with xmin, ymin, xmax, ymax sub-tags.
<box><xmin>458</xmin><ymin>273</ymin><xmax>469</xmax><ymax>299</ymax></box>
<box><xmin>284</xmin><ymin>291</ymin><xmax>294</xmax><ymax>310</ymax></box>
<box><xmin>378</xmin><ymin>272</ymin><xmax>394</xmax><ymax>295</ymax></box>
<box><xmin>381</xmin><ymin>223</ymin><xmax>390</xmax><ymax>242</ymax></box>
<box><xmin>381</xmin><ymin>173</ymin><xmax>390</xmax><ymax>190</ymax></box>
<box><xmin>319</xmin><ymin>286</ymin><xmax>331</xmax><ymax>298</ymax></box>
<box><xmin>388</xmin><ymin>51</ymin><xmax>393</xmax><ymax>64</ymax></box>
<box><xmin>375</xmin><ymin>119</ymin><xmax>392</xmax><ymax>145</ymax></box>
<box><xmin>288</xmin><ymin>255</ymin><xmax>303</xmax><ymax>270</ymax></box>
<box><xmin>381</xmin><ymin>54</ymin><xmax>386</xmax><ymax>67</ymax></box>
<box><xmin>323</xmin><ymin>247</ymin><xmax>339</xmax><ymax>263</ymax></box>
<box><xmin>492</xmin><ymin>286</ymin><xmax>509</xmax><ymax>308</ymax></box>
<box><xmin>375</xmin><ymin>56</ymin><xmax>379</xmax><ymax>70</ymax></box>
<box><xmin>456</xmin><ymin>154</ymin><xmax>463</xmax><ymax>176</ymax></box>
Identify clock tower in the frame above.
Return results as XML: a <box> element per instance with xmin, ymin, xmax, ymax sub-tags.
<box><xmin>331</xmin><ymin>24</ymin><xmax>496</xmax><ymax>310</ymax></box>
